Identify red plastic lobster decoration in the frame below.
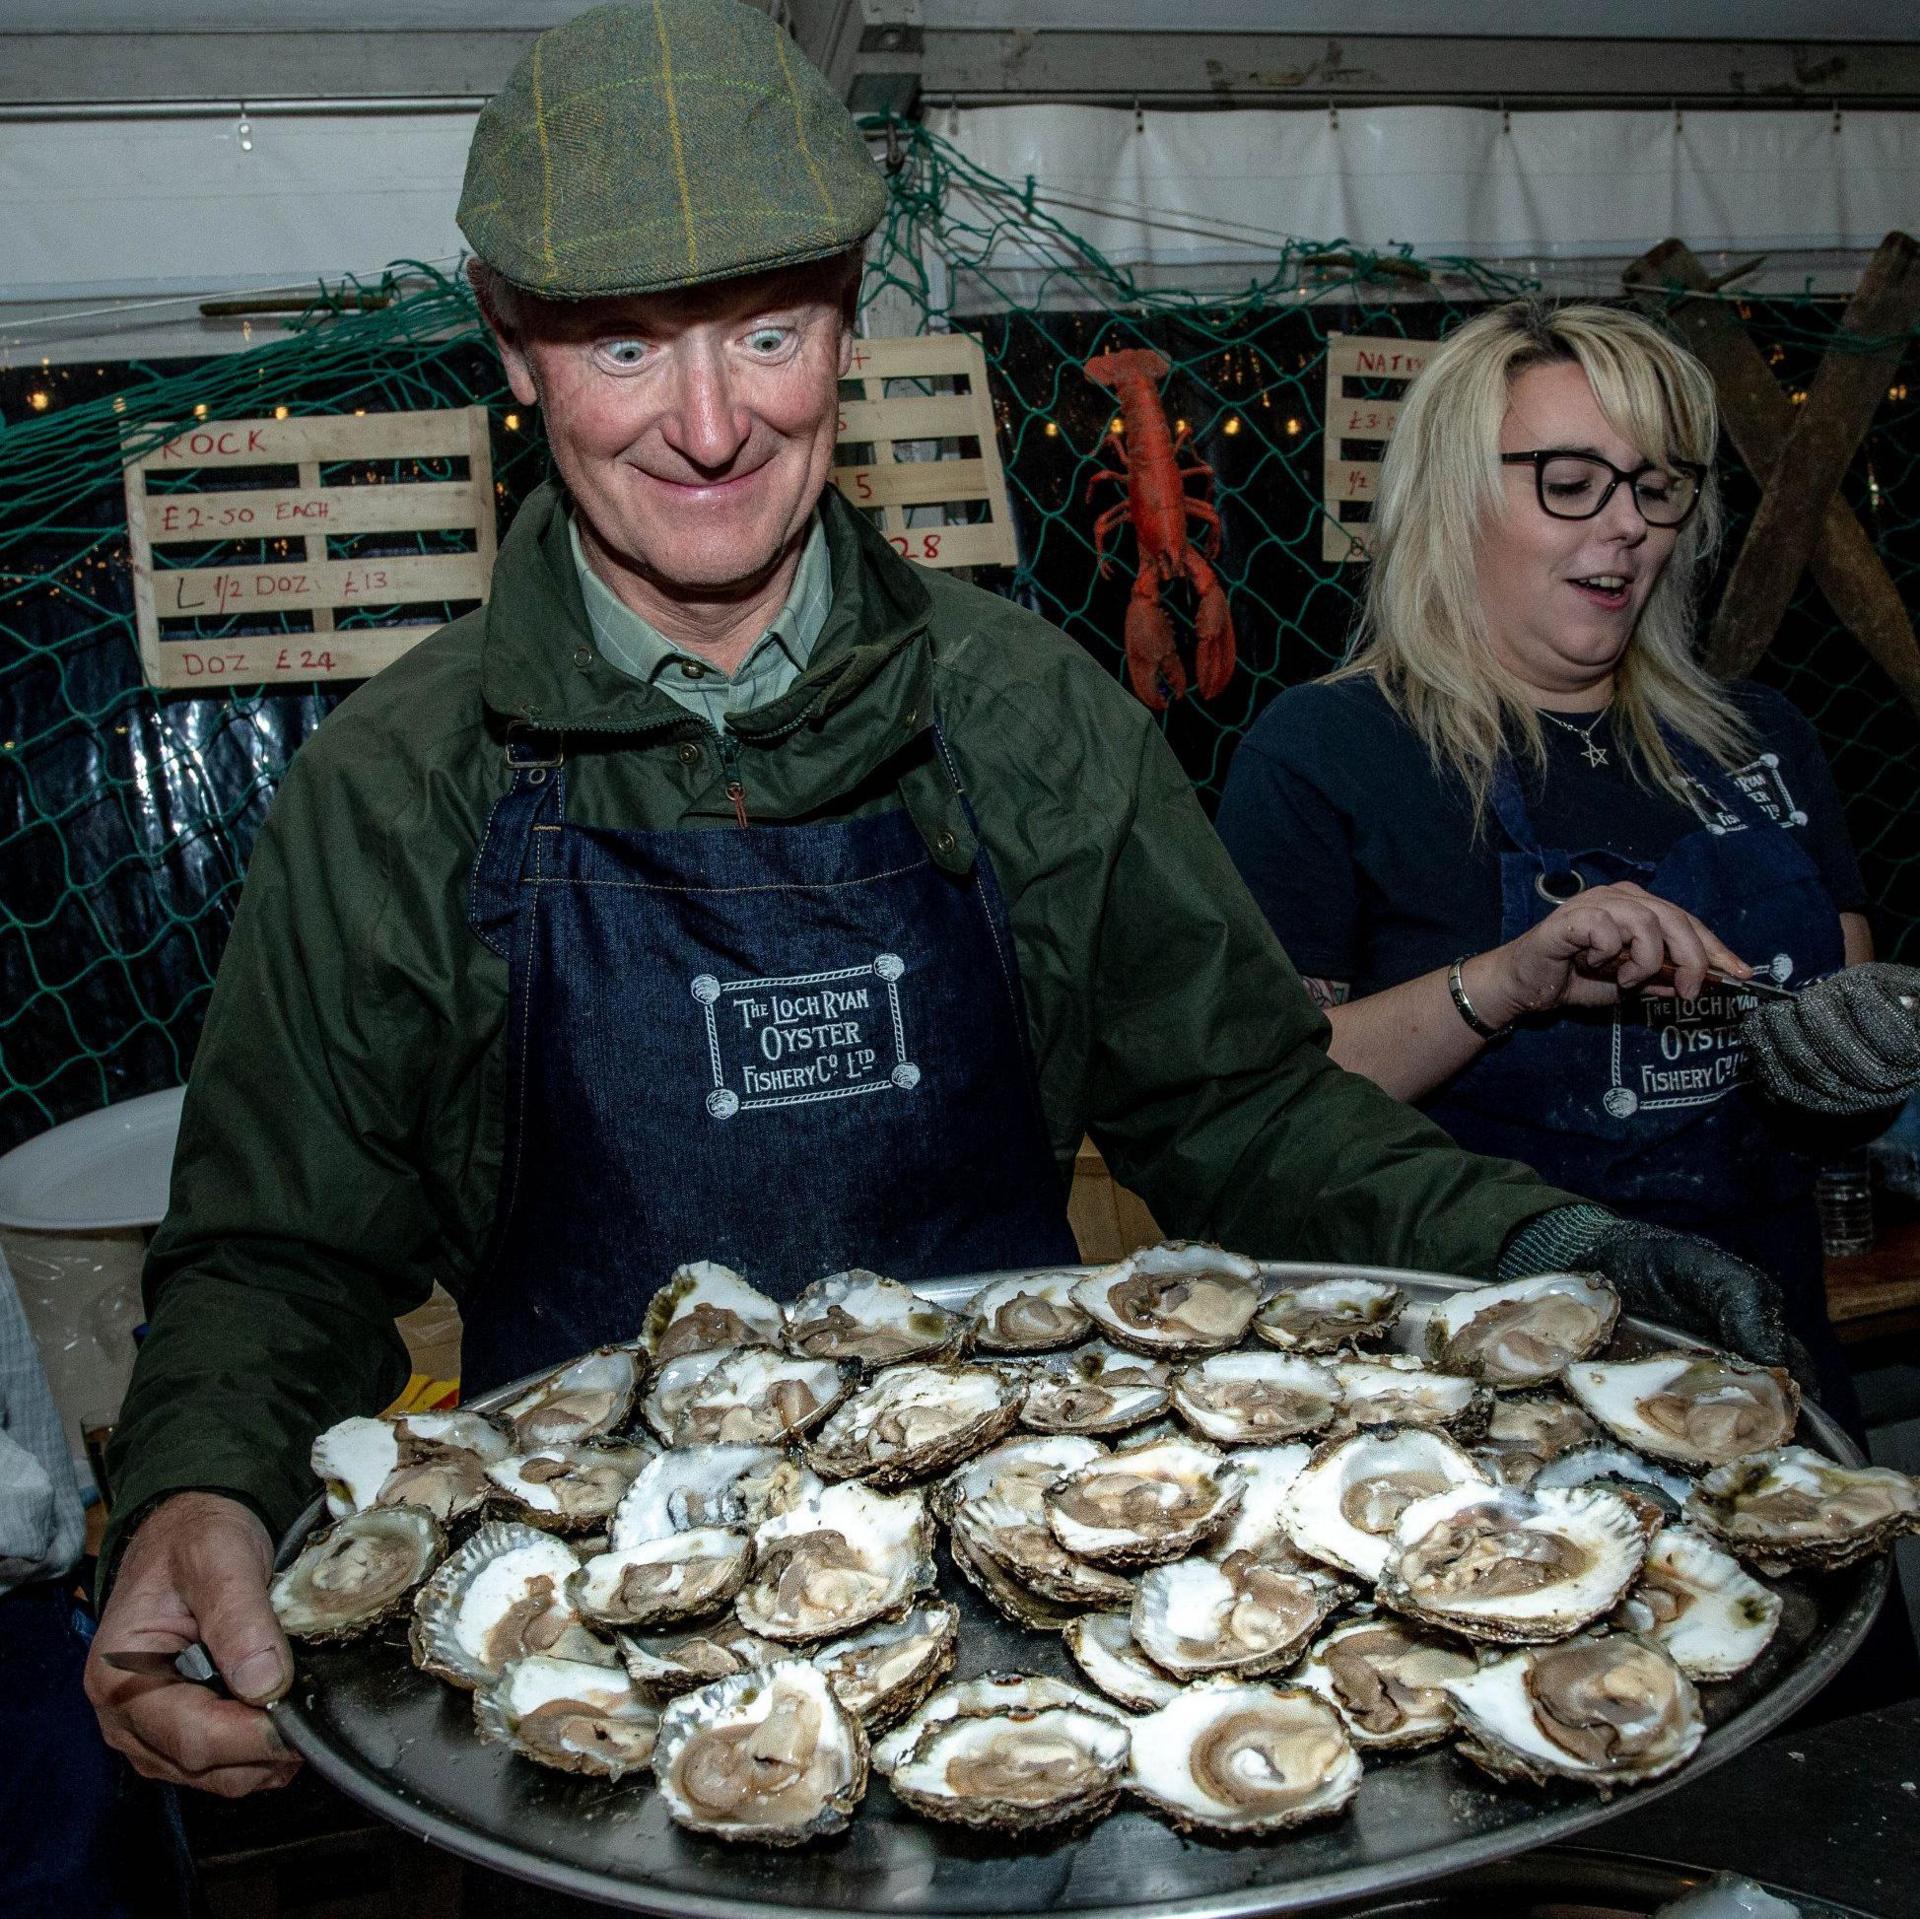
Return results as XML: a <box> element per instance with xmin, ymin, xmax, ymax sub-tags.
<box><xmin>1082</xmin><ymin>347</ymin><xmax>1236</xmax><ymax>711</ymax></box>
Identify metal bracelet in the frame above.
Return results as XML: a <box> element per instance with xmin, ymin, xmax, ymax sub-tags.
<box><xmin>1448</xmin><ymin>956</ymin><xmax>1508</xmax><ymax>1040</ymax></box>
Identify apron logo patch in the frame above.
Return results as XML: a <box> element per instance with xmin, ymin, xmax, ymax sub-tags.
<box><xmin>692</xmin><ymin>955</ymin><xmax>917</xmax><ymax>1118</ymax></box>
<box><xmin>1608</xmin><ymin>955</ymin><xmax>1792</xmax><ymax>1115</ymax></box>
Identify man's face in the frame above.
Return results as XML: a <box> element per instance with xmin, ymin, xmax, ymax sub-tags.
<box><xmin>493</xmin><ymin>262</ymin><xmax>854</xmax><ymax>598</ymax></box>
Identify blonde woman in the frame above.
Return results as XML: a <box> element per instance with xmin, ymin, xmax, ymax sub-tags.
<box><xmin>1219</xmin><ymin>301</ymin><xmax>1914</xmax><ymax>1415</ymax></box>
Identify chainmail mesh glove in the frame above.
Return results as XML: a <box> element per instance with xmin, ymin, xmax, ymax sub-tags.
<box><xmin>1743</xmin><ymin>963</ymin><xmax>1920</xmax><ymax>1116</ymax></box>
<box><xmin>1499</xmin><ymin>1204</ymin><xmax>1793</xmax><ymax>1369</ymax></box>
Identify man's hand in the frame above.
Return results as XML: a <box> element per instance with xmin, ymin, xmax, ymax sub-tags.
<box><xmin>84</xmin><ymin>1490</ymin><xmax>301</xmax><ymax>1797</ymax></box>
<box><xmin>1583</xmin><ymin>1221</ymin><xmax>1795</xmax><ymax>1372</ymax></box>
<box><xmin>1744</xmin><ymin>963</ymin><xmax>1920</xmax><ymax>1116</ymax></box>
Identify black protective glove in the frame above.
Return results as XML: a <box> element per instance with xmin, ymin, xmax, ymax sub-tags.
<box><xmin>1743</xmin><ymin>963</ymin><xmax>1920</xmax><ymax>1117</ymax></box>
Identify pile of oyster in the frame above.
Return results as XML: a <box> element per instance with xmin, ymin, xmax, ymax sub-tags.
<box><xmin>271</xmin><ymin>1253</ymin><xmax>1917</xmax><ymax>1847</ymax></box>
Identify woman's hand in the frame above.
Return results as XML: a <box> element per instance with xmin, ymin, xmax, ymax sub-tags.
<box><xmin>1467</xmin><ymin>881</ymin><xmax>1750</xmax><ymax>1025</ymax></box>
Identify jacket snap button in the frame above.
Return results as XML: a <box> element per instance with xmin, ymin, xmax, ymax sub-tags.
<box><xmin>573</xmin><ymin>645</ymin><xmax>592</xmax><ymax>669</ymax></box>
<box><xmin>678</xmin><ymin>741</ymin><xmax>702</xmax><ymax>766</ymax></box>
<box><xmin>935</xmin><ymin>829</ymin><xmax>956</xmax><ymax>854</ymax></box>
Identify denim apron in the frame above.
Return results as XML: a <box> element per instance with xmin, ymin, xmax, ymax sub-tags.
<box><xmin>460</xmin><ymin>727</ymin><xmax>1079</xmax><ymax>1394</ymax></box>
<box><xmin>1422</xmin><ymin>732</ymin><xmax>1846</xmax><ymax>1384</ymax></box>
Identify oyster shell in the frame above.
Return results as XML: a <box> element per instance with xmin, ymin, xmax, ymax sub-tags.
<box><xmin>485</xmin><ymin>1443</ymin><xmax>650</xmax><ymax>1534</ymax></box>
<box><xmin>473</xmin><ymin>1654</ymin><xmax>659</xmax><ymax>1779</ymax></box>
<box><xmin>498</xmin><ymin>1347</ymin><xmax>643</xmax><ymax>1450</ymax></box>
<box><xmin>654</xmin><ymin>1660</ymin><xmax>868</xmax><ymax>1846</ymax></box>
<box><xmin>735</xmin><ymin>1482</ymin><xmax>935</xmax><ymax>1643</ymax></box>
<box><xmin>1131</xmin><ymin>1551</ymin><xmax>1340</xmax><ymax>1678</ymax></box>
<box><xmin>570</xmin><ymin>1528</ymin><xmax>754</xmax><ymax>1630</ymax></box>
<box><xmin>946</xmin><ymin>1491</ymin><xmax>1136</xmax><ymax>1612</ymax></box>
<box><xmin>944</xmin><ymin>1520</ymin><xmax>1087</xmax><ymax>1630</ymax></box>
<box><xmin>611</xmin><ymin>1442</ymin><xmax>821</xmax><ymax>1548</ymax></box>
<box><xmin>937</xmin><ymin>1433</ymin><xmax>1104</xmax><ymax>1523</ymax></box>
<box><xmin>810</xmin><ymin>1600</ymin><xmax>959</xmax><ymax>1731</ymax></box>
<box><xmin>270</xmin><ymin>1508</ymin><xmax>446</xmax><ymax>1643</ymax></box>
<box><xmin>889</xmin><ymin>1703</ymin><xmax>1131</xmax><ymax>1830</ymax></box>
<box><xmin>1564</xmin><ymin>1355</ymin><xmax>1800</xmax><ymax>1470</ymax></box>
<box><xmin>642</xmin><ymin>1261</ymin><xmax>785</xmax><ymax>1362</ymax></box>
<box><xmin>1125</xmin><ymin>1681</ymin><xmax>1362</xmax><ymax>1834</ymax></box>
<box><xmin>1441</xmin><ymin>1632</ymin><xmax>1704</xmax><ymax>1789</ymax></box>
<box><xmin>1062</xmin><ymin>1611</ymin><xmax>1186</xmax><ymax>1711</ymax></box>
<box><xmin>1020</xmin><ymin>1342</ymin><xmax>1170</xmax><ymax>1436</ymax></box>
<box><xmin>1424</xmin><ymin>1272</ymin><xmax>1619</xmax><ymax>1387</ymax></box>
<box><xmin>1071</xmin><ymin>1243</ymin><xmax>1264</xmax><ymax>1356</ymax></box>
<box><xmin>408</xmin><ymin>1521</ymin><xmax>611</xmax><ymax>1690</ymax></box>
<box><xmin>1378</xmin><ymin>1481</ymin><xmax>1651</xmax><ymax>1644</ymax></box>
<box><xmin>1170</xmin><ymin>1351</ymin><xmax>1341</xmax><ymax>1446</ymax></box>
<box><xmin>1330</xmin><ymin>1356</ymin><xmax>1487</xmax><ymax>1435</ymax></box>
<box><xmin>966</xmin><ymin>1270</ymin><xmax>1091</xmax><ymax>1353</ymax></box>
<box><xmin>784</xmin><ymin>1270</ymin><xmax>967</xmax><ymax>1367</ymax></box>
<box><xmin>806</xmin><ymin>1360</ymin><xmax>1024</xmax><ymax>1489</ymax></box>
<box><xmin>1684</xmin><ymin>1445</ymin><xmax>1920</xmax><ymax>1572</ymax></box>
<box><xmin>870</xmin><ymin>1672</ymin><xmax>1125</xmax><ymax>1776</ymax></box>
<box><xmin>651</xmin><ymin>1347</ymin><xmax>851</xmax><ymax>1448</ymax></box>
<box><xmin>617</xmin><ymin>1618</ymin><xmax>782</xmax><ymax>1703</ymax></box>
<box><xmin>1281</xmin><ymin>1427</ymin><xmax>1492</xmax><ymax>1582</ymax></box>
<box><xmin>1473</xmin><ymin>1394</ymin><xmax>1601</xmax><ymax>1487</ymax></box>
<box><xmin>311</xmin><ymin>1411</ymin><xmax>509</xmax><ymax>1522</ymax></box>
<box><xmin>1044</xmin><ymin>1437</ymin><xmax>1244</xmax><ymax>1569</ymax></box>
<box><xmin>1532</xmin><ymin>1442</ymin><xmax>1698</xmax><ymax>1515</ymax></box>
<box><xmin>1613</xmin><ymin>1525</ymin><xmax>1782</xmax><ymax>1679</ymax></box>
<box><xmin>1252</xmin><ymin>1276</ymin><xmax>1405</xmax><ymax>1354</ymax></box>
<box><xmin>1293</xmin><ymin>1615</ymin><xmax>1477</xmax><ymax>1751</ymax></box>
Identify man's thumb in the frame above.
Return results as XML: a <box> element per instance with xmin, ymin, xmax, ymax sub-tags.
<box><xmin>193</xmin><ymin>1532</ymin><xmax>292</xmax><ymax>1704</ymax></box>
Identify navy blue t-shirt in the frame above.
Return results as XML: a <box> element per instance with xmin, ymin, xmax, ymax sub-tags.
<box><xmin>1216</xmin><ymin>676</ymin><xmax>1866</xmax><ymax>998</ymax></box>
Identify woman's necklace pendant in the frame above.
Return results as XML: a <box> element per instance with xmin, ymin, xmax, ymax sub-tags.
<box><xmin>1580</xmin><ymin>739</ymin><xmax>1609</xmax><ymax>768</ymax></box>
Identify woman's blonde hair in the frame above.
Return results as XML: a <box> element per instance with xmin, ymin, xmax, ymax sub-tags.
<box><xmin>1335</xmin><ymin>300</ymin><xmax>1748</xmax><ymax>819</ymax></box>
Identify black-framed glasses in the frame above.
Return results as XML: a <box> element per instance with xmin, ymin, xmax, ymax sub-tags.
<box><xmin>1500</xmin><ymin>450</ymin><xmax>1707</xmax><ymax>528</ymax></box>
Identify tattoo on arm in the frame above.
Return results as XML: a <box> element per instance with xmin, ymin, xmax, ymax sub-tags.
<box><xmin>1302</xmin><ymin>977</ymin><xmax>1351</xmax><ymax>1012</ymax></box>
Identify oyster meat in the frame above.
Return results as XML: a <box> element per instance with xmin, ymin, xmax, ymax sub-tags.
<box><xmin>735</xmin><ymin>1482</ymin><xmax>935</xmax><ymax>1643</ymax></box>
<box><xmin>1564</xmin><ymin>1355</ymin><xmax>1799</xmax><ymax>1470</ymax></box>
<box><xmin>1331</xmin><ymin>1356</ymin><xmax>1486</xmax><ymax>1434</ymax></box>
<box><xmin>1613</xmin><ymin>1525</ymin><xmax>1782</xmax><ymax>1680</ymax></box>
<box><xmin>612</xmin><ymin>1442</ymin><xmax>820</xmax><ymax>1548</ymax></box>
<box><xmin>807</xmin><ymin>1360</ymin><xmax>1023</xmax><ymax>1488</ymax></box>
<box><xmin>651</xmin><ymin>1347</ymin><xmax>851</xmax><ymax>1448</ymax></box>
<box><xmin>1125</xmin><ymin>1681</ymin><xmax>1362</xmax><ymax>1834</ymax></box>
<box><xmin>271</xmin><ymin>1507</ymin><xmax>446</xmax><ymax>1643</ymax></box>
<box><xmin>498</xmin><ymin>1347</ymin><xmax>643</xmax><ymax>1450</ymax></box>
<box><xmin>1252</xmin><ymin>1276</ymin><xmax>1405</xmax><ymax>1354</ymax></box>
<box><xmin>642</xmin><ymin>1261</ymin><xmax>785</xmax><ymax>1362</ymax></box>
<box><xmin>1282</xmin><ymin>1427</ymin><xmax>1492</xmax><ymax>1582</ymax></box>
<box><xmin>618</xmin><ymin>1618</ymin><xmax>782</xmax><ymax>1702</ymax></box>
<box><xmin>1684</xmin><ymin>1445</ymin><xmax>1920</xmax><ymax>1572</ymax></box>
<box><xmin>485</xmin><ymin>1443</ymin><xmax>650</xmax><ymax>1533</ymax></box>
<box><xmin>1473</xmin><ymin>1394</ymin><xmax>1601</xmax><ymax>1487</ymax></box>
<box><xmin>1170</xmin><ymin>1350</ymin><xmax>1341</xmax><ymax>1446</ymax></box>
<box><xmin>1442</xmin><ymin>1632</ymin><xmax>1704</xmax><ymax>1788</ymax></box>
<box><xmin>1044</xmin><ymin>1437</ymin><xmax>1244</xmax><ymax>1568</ymax></box>
<box><xmin>1378</xmin><ymin>1481</ymin><xmax>1651</xmax><ymax>1644</ymax></box>
<box><xmin>1020</xmin><ymin>1343</ymin><xmax>1170</xmax><ymax>1436</ymax></box>
<box><xmin>1062</xmin><ymin>1611</ymin><xmax>1186</xmax><ymax>1711</ymax></box>
<box><xmin>1425</xmin><ymin>1272</ymin><xmax>1618</xmax><ymax>1387</ymax></box>
<box><xmin>473</xmin><ymin>1654</ymin><xmax>659</xmax><ymax>1779</ymax></box>
<box><xmin>1131</xmin><ymin>1551</ymin><xmax>1339</xmax><ymax>1677</ymax></box>
<box><xmin>570</xmin><ymin>1528</ymin><xmax>754</xmax><ymax>1630</ymax></box>
<box><xmin>654</xmin><ymin>1660</ymin><xmax>868</xmax><ymax>1846</ymax></box>
<box><xmin>784</xmin><ymin>1270</ymin><xmax>967</xmax><ymax>1367</ymax></box>
<box><xmin>871</xmin><ymin>1672</ymin><xmax>1124</xmax><ymax>1776</ymax></box>
<box><xmin>1071</xmin><ymin>1243</ymin><xmax>1264</xmax><ymax>1356</ymax></box>
<box><xmin>938</xmin><ymin>1433</ymin><xmax>1104</xmax><ymax>1523</ymax></box>
<box><xmin>1293</xmin><ymin>1615</ymin><xmax>1477</xmax><ymax>1751</ymax></box>
<box><xmin>967</xmin><ymin>1270</ymin><xmax>1091</xmax><ymax>1353</ymax></box>
<box><xmin>312</xmin><ymin>1411</ymin><xmax>509</xmax><ymax>1523</ymax></box>
<box><xmin>889</xmin><ymin>1703</ymin><xmax>1131</xmax><ymax>1830</ymax></box>
<box><xmin>409</xmin><ymin>1521</ymin><xmax>610</xmax><ymax>1690</ymax></box>
<box><xmin>810</xmin><ymin>1600</ymin><xmax>959</xmax><ymax>1730</ymax></box>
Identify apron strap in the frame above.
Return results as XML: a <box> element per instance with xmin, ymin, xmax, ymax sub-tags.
<box><xmin>469</xmin><ymin>726</ymin><xmax>567</xmax><ymax>959</ymax></box>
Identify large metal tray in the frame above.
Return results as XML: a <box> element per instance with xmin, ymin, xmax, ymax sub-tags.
<box><xmin>272</xmin><ymin>1264</ymin><xmax>1888</xmax><ymax>1918</ymax></box>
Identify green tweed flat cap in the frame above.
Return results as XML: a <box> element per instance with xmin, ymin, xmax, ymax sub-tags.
<box><xmin>458</xmin><ymin>0</ymin><xmax>888</xmax><ymax>298</ymax></box>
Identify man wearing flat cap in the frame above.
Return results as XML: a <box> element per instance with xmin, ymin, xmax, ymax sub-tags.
<box><xmin>88</xmin><ymin>0</ymin><xmax>1802</xmax><ymax>1795</ymax></box>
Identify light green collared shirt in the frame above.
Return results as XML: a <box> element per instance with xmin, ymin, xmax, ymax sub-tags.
<box><xmin>567</xmin><ymin>512</ymin><xmax>833</xmax><ymax>730</ymax></box>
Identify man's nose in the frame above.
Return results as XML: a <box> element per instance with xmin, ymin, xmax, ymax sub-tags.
<box><xmin>661</xmin><ymin>341</ymin><xmax>751</xmax><ymax>470</ymax></box>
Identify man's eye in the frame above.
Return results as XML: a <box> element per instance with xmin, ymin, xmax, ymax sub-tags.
<box><xmin>744</xmin><ymin>328</ymin><xmax>792</xmax><ymax>354</ymax></box>
<box><xmin>599</xmin><ymin>340</ymin><xmax>648</xmax><ymax>367</ymax></box>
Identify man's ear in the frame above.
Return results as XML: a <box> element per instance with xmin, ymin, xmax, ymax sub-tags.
<box><xmin>468</xmin><ymin>261</ymin><xmax>540</xmax><ymax>407</ymax></box>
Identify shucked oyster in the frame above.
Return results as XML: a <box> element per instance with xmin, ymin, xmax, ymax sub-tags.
<box><xmin>486</xmin><ymin>1443</ymin><xmax>651</xmax><ymax>1534</ymax></box>
<box><xmin>871</xmin><ymin>1672</ymin><xmax>1125</xmax><ymax>1776</ymax></box>
<box><xmin>784</xmin><ymin>1270</ymin><xmax>968</xmax><ymax>1367</ymax></box>
<box><xmin>807</xmin><ymin>1360</ymin><xmax>1024</xmax><ymax>1489</ymax></box>
<box><xmin>1685</xmin><ymin>1445</ymin><xmax>1920</xmax><ymax>1573</ymax></box>
<box><xmin>271</xmin><ymin>1507</ymin><xmax>446</xmax><ymax>1643</ymax></box>
<box><xmin>1252</xmin><ymin>1276</ymin><xmax>1405</xmax><ymax>1354</ymax></box>
<box><xmin>1282</xmin><ymin>1427</ymin><xmax>1492</xmax><ymax>1583</ymax></box>
<box><xmin>1377</xmin><ymin>1481</ymin><xmax>1651</xmax><ymax>1644</ymax></box>
<box><xmin>474</xmin><ymin>1654</ymin><xmax>659</xmax><ymax>1780</ymax></box>
<box><xmin>1613</xmin><ymin>1525</ymin><xmax>1782</xmax><ymax>1680</ymax></box>
<box><xmin>1442</xmin><ymin>1632</ymin><xmax>1704</xmax><ymax>1789</ymax></box>
<box><xmin>498</xmin><ymin>1348</ymin><xmax>643</xmax><ymax>1450</ymax></box>
<box><xmin>967</xmin><ymin>1270</ymin><xmax>1092</xmax><ymax>1353</ymax></box>
<box><xmin>1170</xmin><ymin>1350</ymin><xmax>1341</xmax><ymax>1446</ymax></box>
<box><xmin>1424</xmin><ymin>1272</ymin><xmax>1619</xmax><ymax>1387</ymax></box>
<box><xmin>1564</xmin><ymin>1355</ymin><xmax>1799</xmax><ymax>1471</ymax></box>
<box><xmin>1473</xmin><ymin>1394</ymin><xmax>1601</xmax><ymax>1487</ymax></box>
<box><xmin>1203</xmin><ymin>1442</ymin><xmax>1323</xmax><ymax>1572</ymax></box>
<box><xmin>312</xmin><ymin>1411</ymin><xmax>509</xmax><ymax>1523</ymax></box>
<box><xmin>1125</xmin><ymin>1681</ymin><xmax>1362</xmax><ymax>1835</ymax></box>
<box><xmin>1131</xmin><ymin>1551</ymin><xmax>1340</xmax><ymax>1678</ymax></box>
<box><xmin>654</xmin><ymin>1660</ymin><xmax>868</xmax><ymax>1847</ymax></box>
<box><xmin>1062</xmin><ymin>1611</ymin><xmax>1186</xmax><ymax>1712</ymax></box>
<box><xmin>889</xmin><ymin>1702</ymin><xmax>1131</xmax><ymax>1831</ymax></box>
<box><xmin>1072</xmin><ymin>1243</ymin><xmax>1264</xmax><ymax>1356</ymax></box>
<box><xmin>1020</xmin><ymin>1342</ymin><xmax>1170</xmax><ymax>1436</ymax></box>
<box><xmin>612</xmin><ymin>1443</ymin><xmax>821</xmax><ymax>1549</ymax></box>
<box><xmin>1330</xmin><ymin>1356</ymin><xmax>1487</xmax><ymax>1435</ymax></box>
<box><xmin>1532</xmin><ymin>1442</ymin><xmax>1699</xmax><ymax>1516</ymax></box>
<box><xmin>618</xmin><ymin>1618</ymin><xmax>782</xmax><ymax>1703</ymax></box>
<box><xmin>938</xmin><ymin>1433</ymin><xmax>1105</xmax><ymax>1523</ymax></box>
<box><xmin>642</xmin><ymin>1262</ymin><xmax>785</xmax><ymax>1363</ymax></box>
<box><xmin>735</xmin><ymin>1482</ymin><xmax>935</xmax><ymax>1643</ymax></box>
<box><xmin>810</xmin><ymin>1600</ymin><xmax>959</xmax><ymax>1731</ymax></box>
<box><xmin>947</xmin><ymin>1490</ymin><xmax>1136</xmax><ymax>1615</ymax></box>
<box><xmin>1294</xmin><ymin>1614</ymin><xmax>1477</xmax><ymax>1751</ymax></box>
<box><xmin>651</xmin><ymin>1347</ymin><xmax>851</xmax><ymax>1448</ymax></box>
<box><xmin>1044</xmin><ymin>1437</ymin><xmax>1244</xmax><ymax>1569</ymax></box>
<box><xmin>570</xmin><ymin>1528</ymin><xmax>754</xmax><ymax>1631</ymax></box>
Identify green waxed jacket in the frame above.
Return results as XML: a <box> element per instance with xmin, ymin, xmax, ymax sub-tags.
<box><xmin>103</xmin><ymin>481</ymin><xmax>1577</xmax><ymax>1574</ymax></box>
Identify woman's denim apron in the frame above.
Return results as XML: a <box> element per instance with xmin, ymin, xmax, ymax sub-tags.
<box><xmin>461</xmin><ymin>728</ymin><xmax>1078</xmax><ymax>1394</ymax></box>
<box><xmin>1422</xmin><ymin>733</ymin><xmax>1847</xmax><ymax>1398</ymax></box>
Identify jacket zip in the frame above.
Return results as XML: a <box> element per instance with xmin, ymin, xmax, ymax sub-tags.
<box><xmin>714</xmin><ymin>725</ymin><xmax>749</xmax><ymax>827</ymax></box>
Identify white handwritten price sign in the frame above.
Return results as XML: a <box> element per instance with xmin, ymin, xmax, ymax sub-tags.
<box><xmin>831</xmin><ymin>335</ymin><xmax>1018</xmax><ymax>570</ymax></box>
<box><xmin>122</xmin><ymin>407</ymin><xmax>497</xmax><ymax>688</ymax></box>
<box><xmin>1320</xmin><ymin>334</ymin><xmax>1433</xmax><ymax>564</ymax></box>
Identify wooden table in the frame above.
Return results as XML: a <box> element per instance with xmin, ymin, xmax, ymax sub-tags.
<box><xmin>1825</xmin><ymin>1215</ymin><xmax>1920</xmax><ymax>1346</ymax></box>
